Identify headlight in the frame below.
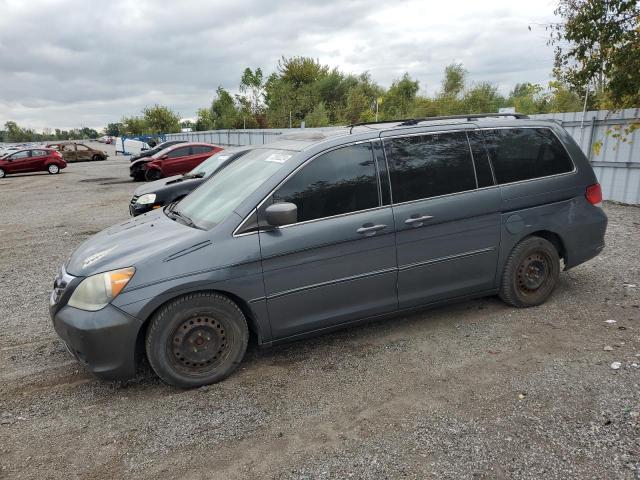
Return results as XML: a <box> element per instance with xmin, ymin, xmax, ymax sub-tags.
<box><xmin>136</xmin><ymin>193</ymin><xmax>156</xmax><ymax>205</ymax></box>
<box><xmin>68</xmin><ymin>267</ymin><xmax>135</xmax><ymax>311</ymax></box>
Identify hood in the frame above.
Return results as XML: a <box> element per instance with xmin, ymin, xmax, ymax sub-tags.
<box><xmin>133</xmin><ymin>175</ymin><xmax>183</xmax><ymax>196</ymax></box>
<box><xmin>65</xmin><ymin>209</ymin><xmax>203</xmax><ymax>277</ymax></box>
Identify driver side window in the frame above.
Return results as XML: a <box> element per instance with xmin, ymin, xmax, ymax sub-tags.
<box><xmin>272</xmin><ymin>143</ymin><xmax>380</xmax><ymax>223</ymax></box>
<box><xmin>10</xmin><ymin>151</ymin><xmax>30</xmax><ymax>160</ymax></box>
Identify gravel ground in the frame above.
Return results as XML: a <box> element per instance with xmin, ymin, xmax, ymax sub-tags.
<box><xmin>0</xmin><ymin>148</ymin><xmax>639</xmax><ymax>479</ymax></box>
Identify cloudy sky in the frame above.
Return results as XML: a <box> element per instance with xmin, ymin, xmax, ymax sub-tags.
<box><xmin>0</xmin><ymin>0</ymin><xmax>559</xmax><ymax>131</ymax></box>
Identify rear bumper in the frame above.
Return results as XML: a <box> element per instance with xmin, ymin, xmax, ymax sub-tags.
<box><xmin>50</xmin><ymin>303</ymin><xmax>142</xmax><ymax>381</ymax></box>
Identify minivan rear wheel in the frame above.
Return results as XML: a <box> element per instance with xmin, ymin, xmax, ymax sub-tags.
<box><xmin>145</xmin><ymin>292</ymin><xmax>249</xmax><ymax>388</ymax></box>
<box><xmin>499</xmin><ymin>236</ymin><xmax>560</xmax><ymax>308</ymax></box>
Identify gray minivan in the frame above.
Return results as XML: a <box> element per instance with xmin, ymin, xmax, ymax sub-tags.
<box><xmin>50</xmin><ymin>114</ymin><xmax>607</xmax><ymax>388</ymax></box>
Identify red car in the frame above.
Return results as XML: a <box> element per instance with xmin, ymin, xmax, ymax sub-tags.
<box><xmin>0</xmin><ymin>148</ymin><xmax>67</xmax><ymax>178</ymax></box>
<box><xmin>143</xmin><ymin>143</ymin><xmax>223</xmax><ymax>181</ymax></box>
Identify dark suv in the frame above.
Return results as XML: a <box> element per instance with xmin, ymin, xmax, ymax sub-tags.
<box><xmin>50</xmin><ymin>114</ymin><xmax>607</xmax><ymax>388</ymax></box>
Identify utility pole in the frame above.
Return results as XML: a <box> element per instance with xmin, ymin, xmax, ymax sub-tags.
<box><xmin>289</xmin><ymin>111</ymin><xmax>292</xmax><ymax>129</ymax></box>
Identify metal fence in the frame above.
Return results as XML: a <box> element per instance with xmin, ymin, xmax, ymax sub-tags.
<box><xmin>530</xmin><ymin>108</ymin><xmax>640</xmax><ymax>204</ymax></box>
<box><xmin>166</xmin><ymin>108</ymin><xmax>640</xmax><ymax>204</ymax></box>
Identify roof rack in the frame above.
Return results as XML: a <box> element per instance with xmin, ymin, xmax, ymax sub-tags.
<box><xmin>348</xmin><ymin>113</ymin><xmax>529</xmax><ymax>133</ymax></box>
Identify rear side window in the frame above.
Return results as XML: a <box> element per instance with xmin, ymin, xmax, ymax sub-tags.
<box><xmin>482</xmin><ymin>128</ymin><xmax>574</xmax><ymax>184</ymax></box>
<box><xmin>192</xmin><ymin>146</ymin><xmax>212</xmax><ymax>154</ymax></box>
<box><xmin>272</xmin><ymin>143</ymin><xmax>379</xmax><ymax>223</ymax></box>
<box><xmin>32</xmin><ymin>150</ymin><xmax>48</xmax><ymax>157</ymax></box>
<box><xmin>384</xmin><ymin>131</ymin><xmax>477</xmax><ymax>203</ymax></box>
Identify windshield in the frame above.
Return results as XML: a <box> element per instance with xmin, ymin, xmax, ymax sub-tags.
<box><xmin>172</xmin><ymin>148</ymin><xmax>293</xmax><ymax>229</ymax></box>
<box><xmin>189</xmin><ymin>150</ymin><xmax>247</xmax><ymax>177</ymax></box>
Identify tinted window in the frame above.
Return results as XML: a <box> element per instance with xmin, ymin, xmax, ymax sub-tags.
<box><xmin>467</xmin><ymin>131</ymin><xmax>495</xmax><ymax>188</ymax></box>
<box><xmin>167</xmin><ymin>147</ymin><xmax>190</xmax><ymax>158</ymax></box>
<box><xmin>384</xmin><ymin>131</ymin><xmax>477</xmax><ymax>203</ymax></box>
<box><xmin>482</xmin><ymin>128</ymin><xmax>574</xmax><ymax>184</ymax></box>
<box><xmin>273</xmin><ymin>143</ymin><xmax>379</xmax><ymax>223</ymax></box>
<box><xmin>192</xmin><ymin>146</ymin><xmax>213</xmax><ymax>154</ymax></box>
<box><xmin>32</xmin><ymin>150</ymin><xmax>48</xmax><ymax>157</ymax></box>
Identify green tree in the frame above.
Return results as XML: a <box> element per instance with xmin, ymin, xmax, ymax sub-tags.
<box><xmin>305</xmin><ymin>102</ymin><xmax>330</xmax><ymax>127</ymax></box>
<box><xmin>442</xmin><ymin>63</ymin><xmax>467</xmax><ymax>97</ymax></box>
<box><xmin>382</xmin><ymin>73</ymin><xmax>420</xmax><ymax>118</ymax></box>
<box><xmin>463</xmin><ymin>82</ymin><xmax>506</xmax><ymax>113</ymax></box>
<box><xmin>120</xmin><ymin>116</ymin><xmax>147</xmax><ymax>136</ymax></box>
<box><xmin>239</xmin><ymin>67</ymin><xmax>265</xmax><ymax>116</ymax></box>
<box><xmin>550</xmin><ymin>0</ymin><xmax>640</xmax><ymax>109</ymax></box>
<box><xmin>104</xmin><ymin>123</ymin><xmax>122</xmax><ymax>137</ymax></box>
<box><xmin>142</xmin><ymin>105</ymin><xmax>181</xmax><ymax>134</ymax></box>
<box><xmin>211</xmin><ymin>87</ymin><xmax>241</xmax><ymax>128</ymax></box>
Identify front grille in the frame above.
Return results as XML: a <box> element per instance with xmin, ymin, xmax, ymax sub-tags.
<box><xmin>130</xmin><ymin>195</ymin><xmax>139</xmax><ymax>206</ymax></box>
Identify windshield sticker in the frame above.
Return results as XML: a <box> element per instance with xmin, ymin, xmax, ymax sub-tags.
<box><xmin>264</xmin><ymin>153</ymin><xmax>291</xmax><ymax>164</ymax></box>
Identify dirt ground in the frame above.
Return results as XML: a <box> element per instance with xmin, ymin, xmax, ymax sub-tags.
<box><xmin>0</xmin><ymin>148</ymin><xmax>639</xmax><ymax>479</ymax></box>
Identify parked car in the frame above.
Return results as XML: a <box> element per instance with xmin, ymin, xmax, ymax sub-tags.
<box><xmin>46</xmin><ymin>142</ymin><xmax>107</xmax><ymax>163</ymax></box>
<box><xmin>142</xmin><ymin>142</ymin><xmax>223</xmax><ymax>181</ymax></box>
<box><xmin>0</xmin><ymin>148</ymin><xmax>66</xmax><ymax>177</ymax></box>
<box><xmin>128</xmin><ymin>140</ymin><xmax>187</xmax><ymax>181</ymax></box>
<box><xmin>129</xmin><ymin>147</ymin><xmax>251</xmax><ymax>216</ymax></box>
<box><xmin>50</xmin><ymin>114</ymin><xmax>607</xmax><ymax>388</ymax></box>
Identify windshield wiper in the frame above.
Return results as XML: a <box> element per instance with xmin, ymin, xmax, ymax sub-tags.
<box><xmin>167</xmin><ymin>207</ymin><xmax>202</xmax><ymax>229</ymax></box>
<box><xmin>184</xmin><ymin>171</ymin><xmax>206</xmax><ymax>179</ymax></box>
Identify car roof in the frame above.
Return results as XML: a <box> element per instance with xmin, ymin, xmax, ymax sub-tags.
<box><xmin>262</xmin><ymin>114</ymin><xmax>561</xmax><ymax>152</ymax></box>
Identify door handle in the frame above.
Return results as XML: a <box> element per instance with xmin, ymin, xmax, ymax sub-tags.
<box><xmin>357</xmin><ymin>223</ymin><xmax>387</xmax><ymax>235</ymax></box>
<box><xmin>404</xmin><ymin>215</ymin><xmax>433</xmax><ymax>226</ymax></box>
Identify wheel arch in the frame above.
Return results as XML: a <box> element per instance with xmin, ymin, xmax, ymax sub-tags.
<box><xmin>134</xmin><ymin>288</ymin><xmax>263</xmax><ymax>365</ymax></box>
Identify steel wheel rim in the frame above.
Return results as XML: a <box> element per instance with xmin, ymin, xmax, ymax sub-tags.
<box><xmin>49</xmin><ymin>165</ymin><xmax>59</xmax><ymax>173</ymax></box>
<box><xmin>0</xmin><ymin>170</ymin><xmax>4</xmax><ymax>178</ymax></box>
<box><xmin>516</xmin><ymin>251</ymin><xmax>551</xmax><ymax>294</ymax></box>
<box><xmin>167</xmin><ymin>314</ymin><xmax>232</xmax><ymax>375</ymax></box>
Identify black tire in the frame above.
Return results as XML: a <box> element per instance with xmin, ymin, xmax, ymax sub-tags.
<box><xmin>0</xmin><ymin>168</ymin><xmax>5</xmax><ymax>179</ymax></box>
<box><xmin>499</xmin><ymin>236</ymin><xmax>560</xmax><ymax>308</ymax></box>
<box><xmin>145</xmin><ymin>168</ymin><xmax>162</xmax><ymax>181</ymax></box>
<box><xmin>92</xmin><ymin>154</ymin><xmax>104</xmax><ymax>162</ymax></box>
<box><xmin>145</xmin><ymin>292</ymin><xmax>249</xmax><ymax>388</ymax></box>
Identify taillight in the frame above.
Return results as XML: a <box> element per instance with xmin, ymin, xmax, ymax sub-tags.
<box><xmin>586</xmin><ymin>183</ymin><xmax>602</xmax><ymax>206</ymax></box>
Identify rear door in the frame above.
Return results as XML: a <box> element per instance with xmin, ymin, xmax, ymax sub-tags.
<box><xmin>30</xmin><ymin>149</ymin><xmax>50</xmax><ymax>170</ymax></box>
<box><xmin>258</xmin><ymin>142</ymin><xmax>398</xmax><ymax>340</ymax></box>
<box><xmin>188</xmin><ymin>146</ymin><xmax>216</xmax><ymax>170</ymax></box>
<box><xmin>75</xmin><ymin>144</ymin><xmax>92</xmax><ymax>161</ymax></box>
<box><xmin>383</xmin><ymin>129</ymin><xmax>501</xmax><ymax>309</ymax></box>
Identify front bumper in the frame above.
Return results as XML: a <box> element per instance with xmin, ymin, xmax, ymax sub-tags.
<box><xmin>50</xmin><ymin>303</ymin><xmax>142</xmax><ymax>381</ymax></box>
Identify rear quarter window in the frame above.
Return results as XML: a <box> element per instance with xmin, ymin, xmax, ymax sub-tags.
<box><xmin>482</xmin><ymin>128</ymin><xmax>574</xmax><ymax>184</ymax></box>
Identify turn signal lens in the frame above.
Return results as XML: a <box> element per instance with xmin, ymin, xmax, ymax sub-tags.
<box><xmin>108</xmin><ymin>268</ymin><xmax>136</xmax><ymax>298</ymax></box>
<box><xmin>586</xmin><ymin>183</ymin><xmax>602</xmax><ymax>206</ymax></box>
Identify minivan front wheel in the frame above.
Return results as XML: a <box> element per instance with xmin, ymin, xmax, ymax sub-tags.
<box><xmin>145</xmin><ymin>292</ymin><xmax>249</xmax><ymax>388</ymax></box>
<box><xmin>499</xmin><ymin>236</ymin><xmax>560</xmax><ymax>308</ymax></box>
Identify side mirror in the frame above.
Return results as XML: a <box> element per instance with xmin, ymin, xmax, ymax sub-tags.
<box><xmin>265</xmin><ymin>202</ymin><xmax>297</xmax><ymax>227</ymax></box>
<box><xmin>160</xmin><ymin>154</ymin><xmax>168</xmax><ymax>160</ymax></box>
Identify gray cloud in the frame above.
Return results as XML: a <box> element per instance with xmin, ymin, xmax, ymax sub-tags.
<box><xmin>0</xmin><ymin>0</ymin><xmax>557</xmax><ymax>130</ymax></box>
